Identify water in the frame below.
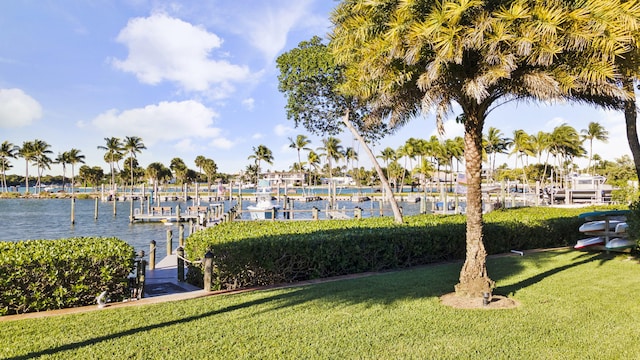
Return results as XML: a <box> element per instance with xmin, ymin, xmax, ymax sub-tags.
<box><xmin>0</xmin><ymin>197</ymin><xmax>431</xmax><ymax>255</ymax></box>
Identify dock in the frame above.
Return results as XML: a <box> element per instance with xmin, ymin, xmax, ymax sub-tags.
<box><xmin>144</xmin><ymin>255</ymin><xmax>201</xmax><ymax>297</ymax></box>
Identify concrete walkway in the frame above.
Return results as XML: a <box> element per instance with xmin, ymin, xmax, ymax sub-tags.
<box><xmin>144</xmin><ymin>255</ymin><xmax>201</xmax><ymax>297</ymax></box>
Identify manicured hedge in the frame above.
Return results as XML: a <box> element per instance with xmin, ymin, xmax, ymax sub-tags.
<box><xmin>185</xmin><ymin>206</ymin><xmax>610</xmax><ymax>291</ymax></box>
<box><xmin>0</xmin><ymin>237</ymin><xmax>135</xmax><ymax>316</ymax></box>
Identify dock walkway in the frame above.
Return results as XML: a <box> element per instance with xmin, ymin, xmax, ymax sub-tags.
<box><xmin>144</xmin><ymin>255</ymin><xmax>201</xmax><ymax>297</ymax></box>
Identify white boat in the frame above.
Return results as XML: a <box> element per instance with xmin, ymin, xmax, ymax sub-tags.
<box><xmin>574</xmin><ymin>237</ymin><xmax>605</xmax><ymax>250</ymax></box>
<box><xmin>605</xmin><ymin>238</ymin><xmax>636</xmax><ymax>250</ymax></box>
<box><xmin>247</xmin><ymin>180</ymin><xmax>279</xmax><ymax>220</ymax></box>
<box><xmin>578</xmin><ymin>220</ymin><xmax>622</xmax><ymax>234</ymax></box>
<box><xmin>615</xmin><ymin>222</ymin><xmax>628</xmax><ymax>235</ymax></box>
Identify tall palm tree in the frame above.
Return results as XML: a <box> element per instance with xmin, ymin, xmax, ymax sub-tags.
<box><xmin>344</xmin><ymin>146</ymin><xmax>358</xmax><ymax>183</ymax></box>
<box><xmin>0</xmin><ymin>141</ymin><xmax>17</xmax><ymax>192</ymax></box>
<box><xmin>289</xmin><ymin>135</ymin><xmax>312</xmax><ymax>185</ymax></box>
<box><xmin>202</xmin><ymin>158</ymin><xmax>218</xmax><ymax>193</ymax></box>
<box><xmin>194</xmin><ymin>155</ymin><xmax>207</xmax><ymax>182</ymax></box>
<box><xmin>318</xmin><ymin>137</ymin><xmax>344</xmax><ymax>183</ymax></box>
<box><xmin>377</xmin><ymin>147</ymin><xmax>396</xmax><ymax>181</ymax></box>
<box><xmin>123</xmin><ymin>136</ymin><xmax>146</xmax><ymax>193</ymax></box>
<box><xmin>510</xmin><ymin>130</ymin><xmax>534</xmax><ymax>185</ymax></box>
<box><xmin>307</xmin><ymin>150</ymin><xmax>321</xmax><ymax>186</ymax></box>
<box><xmin>97</xmin><ymin>137</ymin><xmax>124</xmax><ymax>191</ymax></box>
<box><xmin>330</xmin><ymin>0</ymin><xmax>635</xmax><ymax>297</ymax></box>
<box><xmin>32</xmin><ymin>139</ymin><xmax>52</xmax><ymax>193</ymax></box>
<box><xmin>247</xmin><ymin>145</ymin><xmax>274</xmax><ymax>183</ymax></box>
<box><xmin>581</xmin><ymin>122</ymin><xmax>609</xmax><ymax>175</ymax></box>
<box><xmin>17</xmin><ymin>141</ymin><xmax>37</xmax><ymax>193</ymax></box>
<box><xmin>484</xmin><ymin>127</ymin><xmax>510</xmax><ymax>182</ymax></box>
<box><xmin>54</xmin><ymin>152</ymin><xmax>69</xmax><ymax>192</ymax></box>
<box><xmin>530</xmin><ymin>131</ymin><xmax>552</xmax><ymax>184</ymax></box>
<box><xmin>66</xmin><ymin>149</ymin><xmax>85</xmax><ymax>194</ymax></box>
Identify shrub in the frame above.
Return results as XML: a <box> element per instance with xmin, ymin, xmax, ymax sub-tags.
<box><xmin>185</xmin><ymin>207</ymin><xmax>601</xmax><ymax>291</ymax></box>
<box><xmin>0</xmin><ymin>237</ymin><xmax>135</xmax><ymax>316</ymax></box>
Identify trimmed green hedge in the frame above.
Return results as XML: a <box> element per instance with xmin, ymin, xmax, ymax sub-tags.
<box><xmin>0</xmin><ymin>237</ymin><xmax>135</xmax><ymax>316</ymax></box>
<box><xmin>185</xmin><ymin>206</ymin><xmax>611</xmax><ymax>290</ymax></box>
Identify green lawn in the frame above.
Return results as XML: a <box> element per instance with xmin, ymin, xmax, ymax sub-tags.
<box><xmin>1</xmin><ymin>249</ymin><xmax>639</xmax><ymax>359</ymax></box>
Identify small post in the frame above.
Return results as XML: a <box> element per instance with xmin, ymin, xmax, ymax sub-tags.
<box><xmin>176</xmin><ymin>204</ymin><xmax>181</xmax><ymax>223</ymax></box>
<box><xmin>149</xmin><ymin>240</ymin><xmax>156</xmax><ymax>270</ymax></box>
<box><xmin>136</xmin><ymin>250</ymin><xmax>146</xmax><ymax>299</ymax></box>
<box><xmin>203</xmin><ymin>250</ymin><xmax>214</xmax><ymax>292</ymax></box>
<box><xmin>179</xmin><ymin>223</ymin><xmax>185</xmax><ymax>247</ymax></box>
<box><xmin>312</xmin><ymin>206</ymin><xmax>319</xmax><ymax>220</ymax></box>
<box><xmin>70</xmin><ymin>197</ymin><xmax>76</xmax><ymax>225</ymax></box>
<box><xmin>94</xmin><ymin>197</ymin><xmax>99</xmax><ymax>220</ymax></box>
<box><xmin>354</xmin><ymin>206</ymin><xmax>362</xmax><ymax>219</ymax></box>
<box><xmin>113</xmin><ymin>194</ymin><xmax>117</xmax><ymax>216</ymax></box>
<box><xmin>166</xmin><ymin>229</ymin><xmax>173</xmax><ymax>256</ymax></box>
<box><xmin>129</xmin><ymin>197</ymin><xmax>134</xmax><ymax>223</ymax></box>
<box><xmin>177</xmin><ymin>246</ymin><xmax>185</xmax><ymax>282</ymax></box>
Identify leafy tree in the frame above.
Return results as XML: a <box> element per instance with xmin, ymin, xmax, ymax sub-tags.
<box><xmin>17</xmin><ymin>141</ymin><xmax>37</xmax><ymax>193</ymax></box>
<box><xmin>202</xmin><ymin>158</ymin><xmax>218</xmax><ymax>193</ymax></box>
<box><xmin>65</xmin><ymin>148</ymin><xmax>85</xmax><ymax>194</ymax></box>
<box><xmin>194</xmin><ymin>155</ymin><xmax>207</xmax><ymax>182</ymax></box>
<box><xmin>330</xmin><ymin>0</ymin><xmax>637</xmax><ymax>297</ymax></box>
<box><xmin>276</xmin><ymin>36</ymin><xmax>403</xmax><ymax>222</ymax></box>
<box><xmin>484</xmin><ymin>127</ymin><xmax>511</xmax><ymax>182</ymax></box>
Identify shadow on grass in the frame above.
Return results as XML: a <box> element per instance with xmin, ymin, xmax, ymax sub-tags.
<box><xmin>8</xmin><ymin>249</ymin><xmax>633</xmax><ymax>359</ymax></box>
<box><xmin>493</xmin><ymin>250</ymin><xmax>621</xmax><ymax>297</ymax></box>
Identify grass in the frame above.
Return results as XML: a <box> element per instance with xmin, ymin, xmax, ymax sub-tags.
<box><xmin>1</xmin><ymin>249</ymin><xmax>639</xmax><ymax>359</ymax></box>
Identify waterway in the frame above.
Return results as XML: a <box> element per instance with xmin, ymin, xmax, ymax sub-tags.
<box><xmin>0</xmin><ymin>196</ymin><xmax>429</xmax><ymax>255</ymax></box>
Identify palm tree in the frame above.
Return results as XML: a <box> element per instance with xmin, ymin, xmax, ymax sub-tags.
<box><xmin>202</xmin><ymin>158</ymin><xmax>218</xmax><ymax>193</ymax></box>
<box><xmin>510</xmin><ymin>130</ymin><xmax>534</xmax><ymax>185</ymax></box>
<box><xmin>170</xmin><ymin>157</ymin><xmax>188</xmax><ymax>189</ymax></box>
<box><xmin>289</xmin><ymin>135</ymin><xmax>312</xmax><ymax>186</ymax></box>
<box><xmin>97</xmin><ymin>137</ymin><xmax>124</xmax><ymax>191</ymax></box>
<box><xmin>484</xmin><ymin>127</ymin><xmax>510</xmax><ymax>182</ymax></box>
<box><xmin>307</xmin><ymin>150</ymin><xmax>321</xmax><ymax>186</ymax></box>
<box><xmin>66</xmin><ymin>149</ymin><xmax>85</xmax><ymax>194</ymax></box>
<box><xmin>123</xmin><ymin>136</ymin><xmax>146</xmax><ymax>193</ymax></box>
<box><xmin>330</xmin><ymin>0</ymin><xmax>635</xmax><ymax>297</ymax></box>
<box><xmin>377</xmin><ymin>147</ymin><xmax>396</xmax><ymax>181</ymax></box>
<box><xmin>54</xmin><ymin>152</ymin><xmax>69</xmax><ymax>192</ymax></box>
<box><xmin>194</xmin><ymin>155</ymin><xmax>207</xmax><ymax>182</ymax></box>
<box><xmin>247</xmin><ymin>145</ymin><xmax>274</xmax><ymax>183</ymax></box>
<box><xmin>344</xmin><ymin>146</ymin><xmax>358</xmax><ymax>184</ymax></box>
<box><xmin>581</xmin><ymin>122</ymin><xmax>609</xmax><ymax>175</ymax></box>
<box><xmin>17</xmin><ymin>141</ymin><xmax>37</xmax><ymax>193</ymax></box>
<box><xmin>32</xmin><ymin>139</ymin><xmax>52</xmax><ymax>193</ymax></box>
<box><xmin>0</xmin><ymin>141</ymin><xmax>17</xmax><ymax>192</ymax></box>
<box><xmin>318</xmin><ymin>137</ymin><xmax>344</xmax><ymax>183</ymax></box>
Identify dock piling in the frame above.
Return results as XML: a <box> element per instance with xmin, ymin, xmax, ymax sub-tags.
<box><xmin>149</xmin><ymin>240</ymin><xmax>156</xmax><ymax>270</ymax></box>
<box><xmin>203</xmin><ymin>250</ymin><xmax>213</xmax><ymax>292</ymax></box>
<box><xmin>166</xmin><ymin>229</ymin><xmax>173</xmax><ymax>256</ymax></box>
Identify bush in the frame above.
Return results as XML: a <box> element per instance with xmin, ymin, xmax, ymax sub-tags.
<box><xmin>0</xmin><ymin>237</ymin><xmax>135</xmax><ymax>316</ymax></box>
<box><xmin>185</xmin><ymin>207</ymin><xmax>599</xmax><ymax>291</ymax></box>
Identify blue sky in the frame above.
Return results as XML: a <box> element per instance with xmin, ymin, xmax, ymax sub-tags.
<box><xmin>0</xmin><ymin>0</ymin><xmax>632</xmax><ymax>178</ymax></box>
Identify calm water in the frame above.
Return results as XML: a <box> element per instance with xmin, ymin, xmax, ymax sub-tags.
<box><xmin>0</xmin><ymin>197</ymin><xmax>427</xmax><ymax>255</ymax></box>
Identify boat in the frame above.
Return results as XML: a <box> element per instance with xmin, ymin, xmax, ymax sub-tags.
<box><xmin>605</xmin><ymin>238</ymin><xmax>636</xmax><ymax>250</ymax></box>
<box><xmin>615</xmin><ymin>222</ymin><xmax>628</xmax><ymax>235</ymax></box>
<box><xmin>578</xmin><ymin>220</ymin><xmax>623</xmax><ymax>234</ymax></box>
<box><xmin>574</xmin><ymin>237</ymin><xmax>605</xmax><ymax>250</ymax></box>
<box><xmin>247</xmin><ymin>180</ymin><xmax>279</xmax><ymax>220</ymax></box>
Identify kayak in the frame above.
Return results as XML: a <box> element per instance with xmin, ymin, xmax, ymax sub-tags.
<box><xmin>578</xmin><ymin>220</ymin><xmax>622</xmax><ymax>234</ymax></box>
<box><xmin>605</xmin><ymin>238</ymin><xmax>636</xmax><ymax>250</ymax></box>
<box><xmin>574</xmin><ymin>237</ymin><xmax>605</xmax><ymax>249</ymax></box>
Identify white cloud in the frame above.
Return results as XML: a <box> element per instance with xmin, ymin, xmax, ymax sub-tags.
<box><xmin>0</xmin><ymin>88</ymin><xmax>42</xmax><ymax>128</ymax></box>
<box><xmin>252</xmin><ymin>133</ymin><xmax>264</xmax><ymax>139</ymax></box>
<box><xmin>174</xmin><ymin>138</ymin><xmax>196</xmax><ymax>152</ymax></box>
<box><xmin>91</xmin><ymin>100</ymin><xmax>220</xmax><ymax>145</ymax></box>
<box><xmin>211</xmin><ymin>137</ymin><xmax>235</xmax><ymax>149</ymax></box>
<box><xmin>274</xmin><ymin>123</ymin><xmax>295</xmax><ymax>136</ymax></box>
<box><xmin>112</xmin><ymin>13</ymin><xmax>251</xmax><ymax>93</ymax></box>
<box><xmin>242</xmin><ymin>98</ymin><xmax>255</xmax><ymax>110</ymax></box>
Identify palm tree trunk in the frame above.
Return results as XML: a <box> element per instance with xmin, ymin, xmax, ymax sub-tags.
<box><xmin>341</xmin><ymin>111</ymin><xmax>403</xmax><ymax>223</ymax></box>
<box><xmin>454</xmin><ymin>113</ymin><xmax>494</xmax><ymax>297</ymax></box>
<box><xmin>623</xmin><ymin>78</ymin><xmax>640</xmax><ymax>180</ymax></box>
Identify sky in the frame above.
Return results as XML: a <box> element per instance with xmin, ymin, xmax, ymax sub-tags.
<box><xmin>0</xmin><ymin>0</ymin><xmax>633</xmax><ymax>178</ymax></box>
